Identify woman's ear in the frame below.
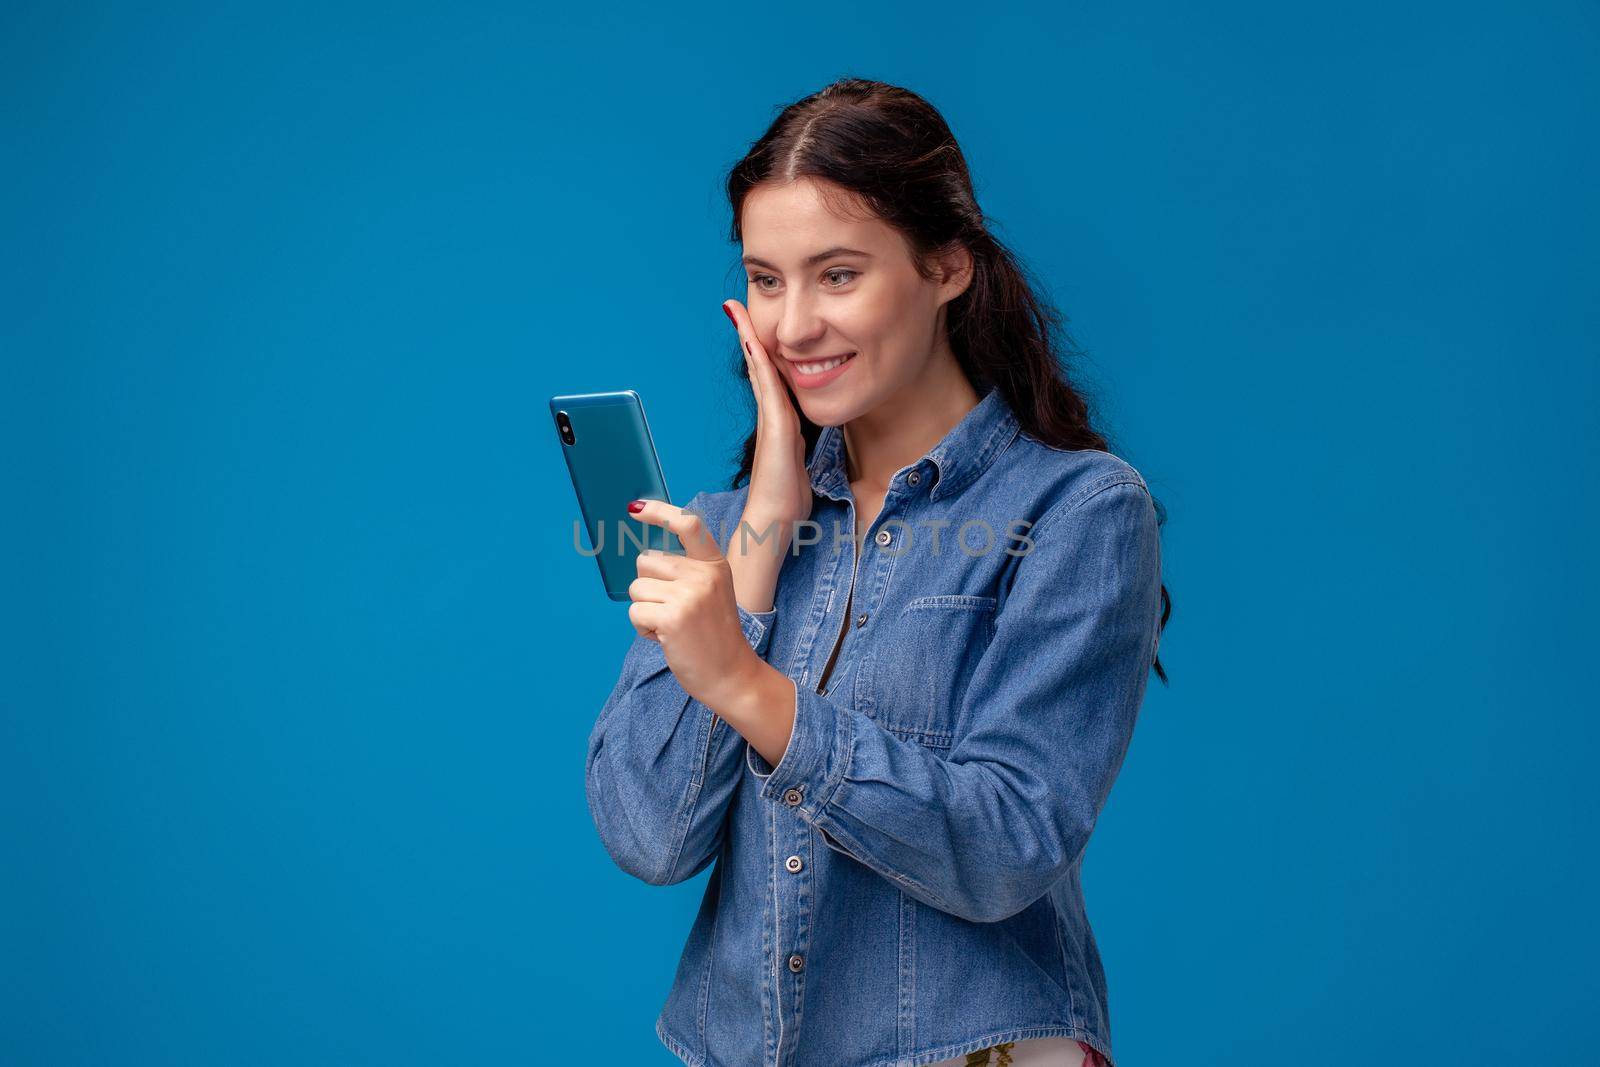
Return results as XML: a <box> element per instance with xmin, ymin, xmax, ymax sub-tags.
<box><xmin>931</xmin><ymin>242</ymin><xmax>975</xmax><ymax>306</ymax></box>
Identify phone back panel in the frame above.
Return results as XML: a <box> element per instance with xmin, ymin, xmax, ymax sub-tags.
<box><xmin>550</xmin><ymin>391</ymin><xmax>684</xmax><ymax>601</ymax></box>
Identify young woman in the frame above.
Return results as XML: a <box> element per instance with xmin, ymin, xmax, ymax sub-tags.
<box><xmin>585</xmin><ymin>78</ymin><xmax>1170</xmax><ymax>1067</ymax></box>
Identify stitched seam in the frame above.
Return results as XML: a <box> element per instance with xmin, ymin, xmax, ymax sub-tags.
<box><xmin>1048</xmin><ymin>891</ymin><xmax>1081</xmax><ymax>1029</ymax></box>
<box><xmin>817</xmin><ymin>690</ymin><xmax>854</xmax><ymax>813</ymax></box>
<box><xmin>769</xmin><ymin>794</ymin><xmax>785</xmax><ymax>1064</ymax></box>
<box><xmin>1016</xmin><ymin>434</ymin><xmax>1148</xmax><ymax>487</ymax></box>
<box><xmin>657</xmin><ymin>696</ymin><xmax>708</xmax><ymax>885</ymax></box>
<box><xmin>904</xmin><ymin>595</ymin><xmax>996</xmax><ymax>613</ymax></box>
<box><xmin>1061</xmin><ymin>475</ymin><xmax>1146</xmax><ymax>519</ymax></box>
<box><xmin>934</xmin><ymin>409</ymin><xmax>1020</xmax><ymax>500</ymax></box>
<box><xmin>1024</xmin><ymin>477</ymin><xmax>1147</xmax><ymax>561</ymax></box>
<box><xmin>790</xmin><ymin>506</ymin><xmax>849</xmax><ymax>685</ymax></box>
<box><xmin>696</xmin><ymin>865</ymin><xmax>718</xmax><ymax>1057</ymax></box>
<box><xmin>806</xmin><ymin>809</ymin><xmax>965</xmax><ymax>917</ymax></box>
<box><xmin>655</xmin><ymin>1016</ymin><xmax>706</xmax><ymax>1067</ymax></box>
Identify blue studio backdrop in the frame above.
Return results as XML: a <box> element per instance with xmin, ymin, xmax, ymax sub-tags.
<box><xmin>3</xmin><ymin>3</ymin><xmax>1596</xmax><ymax>1064</ymax></box>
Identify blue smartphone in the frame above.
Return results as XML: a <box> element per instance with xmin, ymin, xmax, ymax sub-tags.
<box><xmin>550</xmin><ymin>390</ymin><xmax>686</xmax><ymax>601</ymax></box>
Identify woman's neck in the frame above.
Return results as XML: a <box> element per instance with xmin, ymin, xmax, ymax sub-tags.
<box><xmin>842</xmin><ymin>348</ymin><xmax>981</xmax><ymax>488</ymax></box>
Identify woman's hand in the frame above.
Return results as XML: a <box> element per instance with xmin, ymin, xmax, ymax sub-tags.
<box><xmin>720</xmin><ymin>300</ymin><xmax>812</xmax><ymax>614</ymax></box>
<box><xmin>722</xmin><ymin>299</ymin><xmax>813</xmax><ymax>536</ymax></box>
<box><xmin>625</xmin><ymin>499</ymin><xmax>760</xmax><ymax>713</ymax></box>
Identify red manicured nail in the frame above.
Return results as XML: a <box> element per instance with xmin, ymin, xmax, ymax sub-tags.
<box><xmin>627</xmin><ymin>500</ymin><xmax>645</xmax><ymax>513</ymax></box>
<box><xmin>722</xmin><ymin>303</ymin><xmax>737</xmax><ymax>328</ymax></box>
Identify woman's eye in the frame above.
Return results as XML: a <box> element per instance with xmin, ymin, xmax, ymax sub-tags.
<box><xmin>748</xmin><ymin>269</ymin><xmax>857</xmax><ymax>292</ymax></box>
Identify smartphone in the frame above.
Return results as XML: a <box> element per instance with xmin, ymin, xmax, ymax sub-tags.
<box><xmin>550</xmin><ymin>390</ymin><xmax>685</xmax><ymax>601</ymax></box>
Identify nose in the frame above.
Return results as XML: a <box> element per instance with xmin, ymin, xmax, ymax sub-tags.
<box><xmin>774</xmin><ymin>289</ymin><xmax>827</xmax><ymax>357</ymax></box>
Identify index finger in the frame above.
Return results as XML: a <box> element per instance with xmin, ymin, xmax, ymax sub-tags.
<box><xmin>626</xmin><ymin>499</ymin><xmax>722</xmax><ymax>562</ymax></box>
<box><xmin>722</xmin><ymin>299</ymin><xmax>786</xmax><ymax>407</ymax></box>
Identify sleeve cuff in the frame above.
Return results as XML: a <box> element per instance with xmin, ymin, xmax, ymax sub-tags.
<box><xmin>745</xmin><ymin>678</ymin><xmax>852</xmax><ymax>815</ymax></box>
<box><xmin>735</xmin><ymin>604</ymin><xmax>777</xmax><ymax>657</ymax></box>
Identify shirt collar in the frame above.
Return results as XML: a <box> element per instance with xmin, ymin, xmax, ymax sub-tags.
<box><xmin>806</xmin><ymin>383</ymin><xmax>1022</xmax><ymax>504</ymax></box>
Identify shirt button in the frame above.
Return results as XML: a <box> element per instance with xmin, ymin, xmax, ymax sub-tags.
<box><xmin>875</xmin><ymin>528</ymin><xmax>892</xmax><ymax>546</ymax></box>
<box><xmin>907</xmin><ymin>470</ymin><xmax>921</xmax><ymax>486</ymax></box>
<box><xmin>783</xmin><ymin>787</ymin><xmax>803</xmax><ymax>806</ymax></box>
<box><xmin>787</xmin><ymin>954</ymin><xmax>805</xmax><ymax>973</ymax></box>
<box><xmin>855</xmin><ymin>612</ymin><xmax>868</xmax><ymax>627</ymax></box>
<box><xmin>785</xmin><ymin>854</ymin><xmax>803</xmax><ymax>873</ymax></box>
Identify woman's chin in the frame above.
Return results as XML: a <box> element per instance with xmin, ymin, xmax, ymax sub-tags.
<box><xmin>794</xmin><ymin>394</ymin><xmax>860</xmax><ymax>428</ymax></box>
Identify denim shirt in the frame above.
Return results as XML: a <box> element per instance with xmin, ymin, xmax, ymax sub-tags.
<box><xmin>584</xmin><ymin>385</ymin><xmax>1164</xmax><ymax>1067</ymax></box>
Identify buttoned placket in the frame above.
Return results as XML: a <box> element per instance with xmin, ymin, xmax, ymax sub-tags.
<box><xmin>765</xmin><ymin>462</ymin><xmax>927</xmax><ymax>1067</ymax></box>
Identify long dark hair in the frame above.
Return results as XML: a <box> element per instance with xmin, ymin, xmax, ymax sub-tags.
<box><xmin>721</xmin><ymin>77</ymin><xmax>1171</xmax><ymax>685</ymax></box>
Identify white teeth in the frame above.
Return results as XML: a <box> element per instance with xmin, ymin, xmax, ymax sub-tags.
<box><xmin>794</xmin><ymin>353</ymin><xmax>854</xmax><ymax>376</ymax></box>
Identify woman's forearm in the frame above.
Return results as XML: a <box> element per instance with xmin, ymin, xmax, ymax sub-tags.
<box><xmin>725</xmin><ymin>510</ymin><xmax>792</xmax><ymax>614</ymax></box>
<box><xmin>710</xmin><ymin>508</ymin><xmax>800</xmax><ymax>765</ymax></box>
<box><xmin>713</xmin><ymin>658</ymin><xmax>797</xmax><ymax>769</ymax></box>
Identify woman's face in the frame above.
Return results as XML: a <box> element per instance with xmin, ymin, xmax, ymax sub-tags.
<box><xmin>739</xmin><ymin>177</ymin><xmax>969</xmax><ymax>428</ymax></box>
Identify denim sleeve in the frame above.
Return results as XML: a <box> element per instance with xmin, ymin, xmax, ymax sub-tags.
<box><xmin>746</xmin><ymin>479</ymin><xmax>1162</xmax><ymax>922</ymax></box>
<box><xmin>584</xmin><ymin>491</ymin><xmax>778</xmax><ymax>886</ymax></box>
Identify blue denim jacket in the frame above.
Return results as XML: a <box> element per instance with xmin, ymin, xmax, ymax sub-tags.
<box><xmin>585</xmin><ymin>385</ymin><xmax>1164</xmax><ymax>1067</ymax></box>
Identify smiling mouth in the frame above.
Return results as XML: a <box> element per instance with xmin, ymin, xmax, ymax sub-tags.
<box><xmin>788</xmin><ymin>352</ymin><xmax>857</xmax><ymax>377</ymax></box>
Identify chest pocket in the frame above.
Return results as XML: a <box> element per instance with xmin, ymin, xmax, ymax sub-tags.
<box><xmin>854</xmin><ymin>594</ymin><xmax>998</xmax><ymax>749</ymax></box>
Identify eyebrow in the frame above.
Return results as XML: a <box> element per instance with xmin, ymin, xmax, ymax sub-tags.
<box><xmin>741</xmin><ymin>246</ymin><xmax>875</xmax><ymax>271</ymax></box>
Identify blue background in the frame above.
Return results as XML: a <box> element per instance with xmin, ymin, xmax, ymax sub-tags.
<box><xmin>3</xmin><ymin>3</ymin><xmax>1596</xmax><ymax>1064</ymax></box>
